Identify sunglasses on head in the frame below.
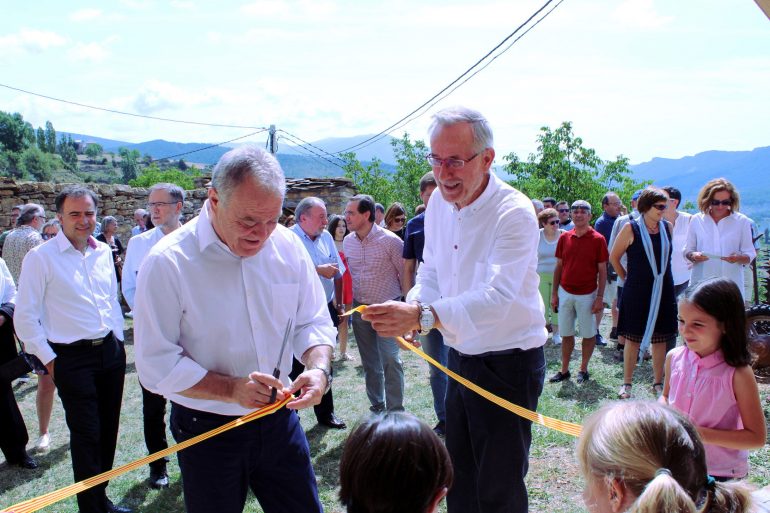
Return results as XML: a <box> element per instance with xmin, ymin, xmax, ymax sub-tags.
<box><xmin>710</xmin><ymin>199</ymin><xmax>732</xmax><ymax>207</ymax></box>
<box><xmin>650</xmin><ymin>204</ymin><xmax>667</xmax><ymax>211</ymax></box>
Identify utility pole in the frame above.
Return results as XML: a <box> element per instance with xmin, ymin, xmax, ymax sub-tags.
<box><xmin>267</xmin><ymin>125</ymin><xmax>277</xmax><ymax>154</ymax></box>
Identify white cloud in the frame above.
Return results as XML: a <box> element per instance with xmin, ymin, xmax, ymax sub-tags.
<box><xmin>170</xmin><ymin>1</ymin><xmax>197</xmax><ymax>10</ymax></box>
<box><xmin>611</xmin><ymin>0</ymin><xmax>673</xmax><ymax>29</ymax></box>
<box><xmin>128</xmin><ymin>81</ymin><xmax>226</xmax><ymax>115</ymax></box>
<box><xmin>68</xmin><ymin>41</ymin><xmax>111</xmax><ymax>62</ymax></box>
<box><xmin>240</xmin><ymin>1</ymin><xmax>292</xmax><ymax>17</ymax></box>
<box><xmin>70</xmin><ymin>8</ymin><xmax>103</xmax><ymax>22</ymax></box>
<box><xmin>0</xmin><ymin>29</ymin><xmax>67</xmax><ymax>55</ymax></box>
<box><xmin>239</xmin><ymin>0</ymin><xmax>337</xmax><ymax>20</ymax></box>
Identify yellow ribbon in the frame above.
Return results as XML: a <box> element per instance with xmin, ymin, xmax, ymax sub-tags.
<box><xmin>344</xmin><ymin>305</ymin><xmax>582</xmax><ymax>438</ymax></box>
<box><xmin>2</xmin><ymin>395</ymin><xmax>293</xmax><ymax>513</ymax></box>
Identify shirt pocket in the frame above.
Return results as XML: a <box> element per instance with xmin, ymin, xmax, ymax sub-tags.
<box><xmin>271</xmin><ymin>283</ymin><xmax>299</xmax><ymax>327</ymax></box>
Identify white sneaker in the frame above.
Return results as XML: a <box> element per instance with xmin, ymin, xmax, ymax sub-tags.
<box><xmin>34</xmin><ymin>433</ymin><xmax>51</xmax><ymax>451</ymax></box>
<box><xmin>552</xmin><ymin>333</ymin><xmax>562</xmax><ymax>345</ymax></box>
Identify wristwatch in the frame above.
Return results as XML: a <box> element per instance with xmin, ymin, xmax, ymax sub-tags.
<box><xmin>309</xmin><ymin>365</ymin><xmax>332</xmax><ymax>395</ymax></box>
<box><xmin>418</xmin><ymin>303</ymin><xmax>435</xmax><ymax>336</ymax></box>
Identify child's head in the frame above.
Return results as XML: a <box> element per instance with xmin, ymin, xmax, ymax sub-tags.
<box><xmin>339</xmin><ymin>412</ymin><xmax>453</xmax><ymax>513</ymax></box>
<box><xmin>679</xmin><ymin>278</ymin><xmax>751</xmax><ymax>367</ymax></box>
<box><xmin>578</xmin><ymin>401</ymin><xmax>751</xmax><ymax>513</ymax></box>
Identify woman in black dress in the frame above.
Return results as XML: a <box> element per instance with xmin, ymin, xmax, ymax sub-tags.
<box><xmin>95</xmin><ymin>216</ymin><xmax>124</xmax><ymax>282</ymax></box>
<box><xmin>609</xmin><ymin>188</ymin><xmax>677</xmax><ymax>399</ymax></box>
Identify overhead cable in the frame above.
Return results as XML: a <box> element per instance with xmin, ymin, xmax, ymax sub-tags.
<box><xmin>151</xmin><ymin>129</ymin><xmax>268</xmax><ymax>162</ymax></box>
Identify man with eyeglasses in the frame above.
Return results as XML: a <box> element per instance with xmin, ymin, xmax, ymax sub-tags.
<box><xmin>555</xmin><ymin>201</ymin><xmax>575</xmax><ymax>230</ymax></box>
<box><xmin>3</xmin><ymin>203</ymin><xmax>46</xmax><ymax>284</ymax></box>
<box><xmin>121</xmin><ymin>183</ymin><xmax>185</xmax><ymax>490</ymax></box>
<box><xmin>361</xmin><ymin>106</ymin><xmax>546</xmax><ymax>513</ymax></box>
<box><xmin>593</xmin><ymin>192</ymin><xmax>623</xmax><ymax>346</ymax></box>
<box><xmin>549</xmin><ymin>200</ymin><xmax>608</xmax><ymax>386</ymax></box>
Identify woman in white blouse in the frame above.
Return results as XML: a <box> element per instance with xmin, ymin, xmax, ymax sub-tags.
<box><xmin>537</xmin><ymin>208</ymin><xmax>564</xmax><ymax>344</ymax></box>
<box><xmin>684</xmin><ymin>178</ymin><xmax>756</xmax><ymax>299</ymax></box>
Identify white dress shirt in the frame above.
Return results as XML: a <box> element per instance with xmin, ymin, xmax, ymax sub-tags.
<box><xmin>407</xmin><ymin>173</ymin><xmax>547</xmax><ymax>354</ymax></box>
<box><xmin>0</xmin><ymin>258</ymin><xmax>17</xmax><ymax>307</ymax></box>
<box><xmin>133</xmin><ymin>201</ymin><xmax>335</xmax><ymax>416</ymax></box>
<box><xmin>670</xmin><ymin>211</ymin><xmax>693</xmax><ymax>286</ymax></box>
<box><xmin>14</xmin><ymin>232</ymin><xmax>125</xmax><ymax>365</ymax></box>
<box><xmin>122</xmin><ymin>227</ymin><xmax>168</xmax><ymax>309</ymax></box>
<box><xmin>685</xmin><ymin>211</ymin><xmax>756</xmax><ymax>297</ymax></box>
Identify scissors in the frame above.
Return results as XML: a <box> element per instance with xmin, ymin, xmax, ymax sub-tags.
<box><xmin>269</xmin><ymin>318</ymin><xmax>293</xmax><ymax>404</ymax></box>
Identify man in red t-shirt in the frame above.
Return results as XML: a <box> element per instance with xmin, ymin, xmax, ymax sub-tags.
<box><xmin>549</xmin><ymin>200</ymin><xmax>608</xmax><ymax>384</ymax></box>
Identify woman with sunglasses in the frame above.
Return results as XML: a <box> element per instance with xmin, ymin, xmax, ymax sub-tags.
<box><xmin>685</xmin><ymin>178</ymin><xmax>756</xmax><ymax>300</ymax></box>
<box><xmin>384</xmin><ymin>202</ymin><xmax>407</xmax><ymax>241</ymax></box>
<box><xmin>610</xmin><ymin>187</ymin><xmax>677</xmax><ymax>399</ymax></box>
<box><xmin>537</xmin><ymin>207</ymin><xmax>565</xmax><ymax>345</ymax></box>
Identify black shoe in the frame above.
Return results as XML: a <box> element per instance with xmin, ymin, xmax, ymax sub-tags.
<box><xmin>369</xmin><ymin>404</ymin><xmax>385</xmax><ymax>414</ymax></box>
<box><xmin>148</xmin><ymin>469</ymin><xmax>169</xmax><ymax>489</ymax></box>
<box><xmin>548</xmin><ymin>371</ymin><xmax>570</xmax><ymax>383</ymax></box>
<box><xmin>609</xmin><ymin>327</ymin><xmax>618</xmax><ymax>341</ymax></box>
<box><xmin>433</xmin><ymin>421</ymin><xmax>446</xmax><ymax>437</ymax></box>
<box><xmin>12</xmin><ymin>455</ymin><xmax>39</xmax><ymax>470</ymax></box>
<box><xmin>577</xmin><ymin>370</ymin><xmax>590</xmax><ymax>384</ymax></box>
<box><xmin>106</xmin><ymin>500</ymin><xmax>133</xmax><ymax>513</ymax></box>
<box><xmin>595</xmin><ymin>332</ymin><xmax>607</xmax><ymax>346</ymax></box>
<box><xmin>318</xmin><ymin>413</ymin><xmax>347</xmax><ymax>429</ymax></box>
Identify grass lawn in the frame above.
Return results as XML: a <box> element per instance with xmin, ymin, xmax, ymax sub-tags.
<box><xmin>2</xmin><ymin>316</ymin><xmax>768</xmax><ymax>513</ymax></box>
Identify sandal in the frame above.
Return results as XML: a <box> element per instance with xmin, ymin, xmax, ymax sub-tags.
<box><xmin>618</xmin><ymin>383</ymin><xmax>632</xmax><ymax>399</ymax></box>
<box><xmin>652</xmin><ymin>383</ymin><xmax>664</xmax><ymax>397</ymax></box>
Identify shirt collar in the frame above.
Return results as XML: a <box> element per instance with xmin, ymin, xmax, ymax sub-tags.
<box><xmin>569</xmin><ymin>226</ymin><xmax>595</xmax><ymax>238</ymax></box>
<box><xmin>356</xmin><ymin>222</ymin><xmax>382</xmax><ymax>242</ymax></box>
<box><xmin>290</xmin><ymin>223</ymin><xmax>315</xmax><ymax>242</ymax></box>
<box><xmin>686</xmin><ymin>347</ymin><xmax>726</xmax><ymax>370</ymax></box>
<box><xmin>455</xmin><ymin>172</ymin><xmax>499</xmax><ymax>217</ymax></box>
<box><xmin>54</xmin><ymin>230</ymin><xmax>97</xmax><ymax>253</ymax></box>
<box><xmin>197</xmin><ymin>200</ymin><xmax>226</xmax><ymax>254</ymax></box>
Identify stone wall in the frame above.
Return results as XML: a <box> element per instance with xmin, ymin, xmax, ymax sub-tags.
<box><xmin>0</xmin><ymin>176</ymin><xmax>356</xmax><ymax>242</ymax></box>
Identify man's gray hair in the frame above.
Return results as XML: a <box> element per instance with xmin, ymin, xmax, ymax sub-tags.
<box><xmin>149</xmin><ymin>182</ymin><xmax>185</xmax><ymax>203</ymax></box>
<box><xmin>295</xmin><ymin>197</ymin><xmax>326</xmax><ymax>222</ymax></box>
<box><xmin>101</xmin><ymin>216</ymin><xmax>118</xmax><ymax>233</ymax></box>
<box><xmin>428</xmin><ymin>106</ymin><xmax>494</xmax><ymax>152</ymax></box>
<box><xmin>16</xmin><ymin>203</ymin><xmax>45</xmax><ymax>227</ymax></box>
<box><xmin>212</xmin><ymin>146</ymin><xmax>285</xmax><ymax>203</ymax></box>
<box><xmin>134</xmin><ymin>208</ymin><xmax>147</xmax><ymax>217</ymax></box>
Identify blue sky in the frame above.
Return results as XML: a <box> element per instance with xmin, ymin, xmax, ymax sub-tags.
<box><xmin>1</xmin><ymin>0</ymin><xmax>768</xmax><ymax>164</ymax></box>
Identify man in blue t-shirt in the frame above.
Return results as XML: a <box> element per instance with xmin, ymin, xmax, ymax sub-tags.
<box><xmin>402</xmin><ymin>171</ymin><xmax>447</xmax><ymax>436</ymax></box>
<box><xmin>593</xmin><ymin>192</ymin><xmax>621</xmax><ymax>344</ymax></box>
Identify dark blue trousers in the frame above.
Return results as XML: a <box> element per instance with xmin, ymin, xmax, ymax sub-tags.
<box><xmin>171</xmin><ymin>403</ymin><xmax>322</xmax><ymax>513</ymax></box>
<box><xmin>446</xmin><ymin>346</ymin><xmax>545</xmax><ymax>513</ymax></box>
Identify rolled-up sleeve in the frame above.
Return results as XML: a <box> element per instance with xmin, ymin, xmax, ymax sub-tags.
<box><xmin>134</xmin><ymin>252</ymin><xmax>208</xmax><ymax>396</ymax></box>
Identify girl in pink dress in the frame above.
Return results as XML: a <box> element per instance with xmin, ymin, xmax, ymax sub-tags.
<box><xmin>662</xmin><ymin>277</ymin><xmax>766</xmax><ymax>480</ymax></box>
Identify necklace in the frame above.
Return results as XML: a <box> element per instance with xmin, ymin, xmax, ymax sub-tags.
<box><xmin>644</xmin><ymin>222</ymin><xmax>659</xmax><ymax>234</ymax></box>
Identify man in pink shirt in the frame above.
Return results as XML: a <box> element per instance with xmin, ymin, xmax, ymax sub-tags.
<box><xmin>343</xmin><ymin>194</ymin><xmax>406</xmax><ymax>412</ymax></box>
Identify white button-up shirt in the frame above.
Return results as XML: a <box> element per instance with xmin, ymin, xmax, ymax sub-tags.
<box><xmin>670</xmin><ymin>211</ymin><xmax>693</xmax><ymax>286</ymax></box>
<box><xmin>133</xmin><ymin>201</ymin><xmax>335</xmax><ymax>416</ymax></box>
<box><xmin>0</xmin><ymin>258</ymin><xmax>17</xmax><ymax>309</ymax></box>
<box><xmin>685</xmin><ymin>211</ymin><xmax>756</xmax><ymax>297</ymax></box>
<box><xmin>15</xmin><ymin>232</ymin><xmax>125</xmax><ymax>365</ymax></box>
<box><xmin>407</xmin><ymin>173</ymin><xmax>547</xmax><ymax>354</ymax></box>
<box><xmin>122</xmin><ymin>227</ymin><xmax>167</xmax><ymax>309</ymax></box>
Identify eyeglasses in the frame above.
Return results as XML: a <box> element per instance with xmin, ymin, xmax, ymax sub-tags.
<box><xmin>42</xmin><ymin>233</ymin><xmax>56</xmax><ymax>240</ymax></box>
<box><xmin>147</xmin><ymin>201</ymin><xmax>179</xmax><ymax>209</ymax></box>
<box><xmin>710</xmin><ymin>199</ymin><xmax>732</xmax><ymax>207</ymax></box>
<box><xmin>426</xmin><ymin>152</ymin><xmax>480</xmax><ymax>169</ymax></box>
<box><xmin>394</xmin><ymin>216</ymin><xmax>406</xmax><ymax>223</ymax></box>
<box><xmin>547</xmin><ymin>220</ymin><xmax>560</xmax><ymax>226</ymax></box>
<box><xmin>558</xmin><ymin>208</ymin><xmax>570</xmax><ymax>213</ymax></box>
<box><xmin>651</xmin><ymin>204</ymin><xmax>667</xmax><ymax>211</ymax></box>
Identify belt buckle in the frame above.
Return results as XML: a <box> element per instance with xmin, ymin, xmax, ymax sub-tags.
<box><xmin>91</xmin><ymin>338</ymin><xmax>104</xmax><ymax>347</ymax></box>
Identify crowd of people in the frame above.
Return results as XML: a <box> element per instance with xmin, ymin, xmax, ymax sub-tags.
<box><xmin>0</xmin><ymin>105</ymin><xmax>766</xmax><ymax>513</ymax></box>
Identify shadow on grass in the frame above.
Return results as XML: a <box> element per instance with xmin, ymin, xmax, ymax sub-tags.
<box><xmin>553</xmin><ymin>379</ymin><xmax>613</xmax><ymax>407</ymax></box>
<box><xmin>123</xmin><ymin>478</ymin><xmax>185</xmax><ymax>512</ymax></box>
<box><xmin>0</xmin><ymin>443</ymin><xmax>71</xmax><ymax>495</ymax></box>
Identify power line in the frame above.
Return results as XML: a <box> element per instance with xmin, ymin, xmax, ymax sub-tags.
<box><xmin>333</xmin><ymin>0</ymin><xmax>562</xmax><ymax>155</ymax></box>
<box><xmin>276</xmin><ymin>129</ymin><xmax>346</xmax><ymax>164</ymax></box>
<box><xmin>382</xmin><ymin>0</ymin><xmax>566</xmax><ymax>141</ymax></box>
<box><xmin>0</xmin><ymin>82</ymin><xmax>267</xmax><ymax>130</ymax></box>
<box><xmin>276</xmin><ymin>134</ymin><xmax>346</xmax><ymax>170</ymax></box>
<box><xmin>151</xmin><ymin>129</ymin><xmax>268</xmax><ymax>162</ymax></box>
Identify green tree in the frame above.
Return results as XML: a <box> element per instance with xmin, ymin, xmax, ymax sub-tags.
<box><xmin>177</xmin><ymin>158</ymin><xmax>188</xmax><ymax>171</ymax></box>
<box><xmin>119</xmin><ymin>147</ymin><xmax>141</xmax><ymax>183</ymax></box>
<box><xmin>56</xmin><ymin>134</ymin><xmax>79</xmax><ymax>170</ymax></box>
<box><xmin>0</xmin><ymin>151</ymin><xmax>24</xmax><ymax>179</ymax></box>
<box><xmin>36</xmin><ymin>127</ymin><xmax>46</xmax><ymax>152</ymax></box>
<box><xmin>129</xmin><ymin>163</ymin><xmax>198</xmax><ymax>190</ymax></box>
<box><xmin>340</xmin><ymin>152</ymin><xmax>393</xmax><ymax>206</ymax></box>
<box><xmin>390</xmin><ymin>134</ymin><xmax>432</xmax><ymax>215</ymax></box>
<box><xmin>503</xmin><ymin>122</ymin><xmax>648</xmax><ymax>217</ymax></box>
<box><xmin>44</xmin><ymin>121</ymin><xmax>56</xmax><ymax>153</ymax></box>
<box><xmin>21</xmin><ymin>146</ymin><xmax>54</xmax><ymax>181</ymax></box>
<box><xmin>0</xmin><ymin>111</ymin><xmax>35</xmax><ymax>153</ymax></box>
<box><xmin>85</xmin><ymin>143</ymin><xmax>103</xmax><ymax>162</ymax></box>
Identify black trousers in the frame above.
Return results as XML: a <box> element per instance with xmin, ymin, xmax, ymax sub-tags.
<box><xmin>51</xmin><ymin>334</ymin><xmax>126</xmax><ymax>513</ymax></box>
<box><xmin>0</xmin><ymin>322</ymin><xmax>29</xmax><ymax>464</ymax></box>
<box><xmin>288</xmin><ymin>301</ymin><xmax>338</xmax><ymax>421</ymax></box>
<box><xmin>140</xmin><ymin>382</ymin><xmax>168</xmax><ymax>472</ymax></box>
<box><xmin>446</xmin><ymin>346</ymin><xmax>545</xmax><ymax>513</ymax></box>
